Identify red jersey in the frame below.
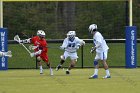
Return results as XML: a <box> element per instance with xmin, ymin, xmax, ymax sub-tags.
<box><xmin>31</xmin><ymin>36</ymin><xmax>40</xmax><ymax>46</ymax></box>
<box><xmin>31</xmin><ymin>36</ymin><xmax>49</xmax><ymax>62</ymax></box>
<box><xmin>37</xmin><ymin>38</ymin><xmax>48</xmax><ymax>53</ymax></box>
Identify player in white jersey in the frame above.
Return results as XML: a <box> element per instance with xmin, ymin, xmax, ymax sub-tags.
<box><xmin>88</xmin><ymin>24</ymin><xmax>111</xmax><ymax>79</ymax></box>
<box><xmin>56</xmin><ymin>31</ymin><xmax>85</xmax><ymax>74</ymax></box>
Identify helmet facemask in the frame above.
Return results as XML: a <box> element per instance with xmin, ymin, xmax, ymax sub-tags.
<box><xmin>67</xmin><ymin>31</ymin><xmax>76</xmax><ymax>42</ymax></box>
<box><xmin>68</xmin><ymin>35</ymin><xmax>75</xmax><ymax>42</ymax></box>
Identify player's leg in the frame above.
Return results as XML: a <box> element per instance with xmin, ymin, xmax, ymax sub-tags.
<box><xmin>101</xmin><ymin>51</ymin><xmax>111</xmax><ymax>78</ymax></box>
<box><xmin>89</xmin><ymin>53</ymin><xmax>100</xmax><ymax>79</ymax></box>
<box><xmin>102</xmin><ymin>60</ymin><xmax>111</xmax><ymax>78</ymax></box>
<box><xmin>41</xmin><ymin>54</ymin><xmax>53</xmax><ymax>76</ymax></box>
<box><xmin>66</xmin><ymin>59</ymin><xmax>77</xmax><ymax>74</ymax></box>
<box><xmin>56</xmin><ymin>51</ymin><xmax>68</xmax><ymax>71</ymax></box>
<box><xmin>46</xmin><ymin>62</ymin><xmax>53</xmax><ymax>76</ymax></box>
<box><xmin>66</xmin><ymin>52</ymin><xmax>78</xmax><ymax>74</ymax></box>
<box><xmin>37</xmin><ymin>56</ymin><xmax>43</xmax><ymax>74</ymax></box>
<box><xmin>56</xmin><ymin>55</ymin><xmax>65</xmax><ymax>71</ymax></box>
<box><xmin>89</xmin><ymin>59</ymin><xmax>99</xmax><ymax>79</ymax></box>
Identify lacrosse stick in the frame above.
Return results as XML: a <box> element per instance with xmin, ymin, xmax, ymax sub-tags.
<box><xmin>46</xmin><ymin>46</ymin><xmax>60</xmax><ymax>49</ymax></box>
<box><xmin>14</xmin><ymin>35</ymin><xmax>31</xmax><ymax>54</ymax></box>
<box><xmin>29</xmin><ymin>45</ymin><xmax>38</xmax><ymax>50</ymax></box>
<box><xmin>29</xmin><ymin>45</ymin><xmax>60</xmax><ymax>50</ymax></box>
<box><xmin>5</xmin><ymin>51</ymin><xmax>12</xmax><ymax>57</ymax></box>
<box><xmin>0</xmin><ymin>51</ymin><xmax>12</xmax><ymax>57</ymax></box>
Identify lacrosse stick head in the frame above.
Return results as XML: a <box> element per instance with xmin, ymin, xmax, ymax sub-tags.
<box><xmin>6</xmin><ymin>51</ymin><xmax>12</xmax><ymax>57</ymax></box>
<box><xmin>14</xmin><ymin>35</ymin><xmax>21</xmax><ymax>43</ymax></box>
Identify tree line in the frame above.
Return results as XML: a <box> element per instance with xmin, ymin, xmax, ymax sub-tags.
<box><xmin>3</xmin><ymin>1</ymin><xmax>140</xmax><ymax>39</ymax></box>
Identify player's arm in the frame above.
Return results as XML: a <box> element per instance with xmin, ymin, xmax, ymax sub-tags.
<box><xmin>95</xmin><ymin>41</ymin><xmax>101</xmax><ymax>49</ymax></box>
<box><xmin>30</xmin><ymin>50</ymin><xmax>42</xmax><ymax>57</ymax></box>
<box><xmin>20</xmin><ymin>38</ymin><xmax>31</xmax><ymax>43</ymax></box>
<box><xmin>30</xmin><ymin>45</ymin><xmax>46</xmax><ymax>57</ymax></box>
<box><xmin>76</xmin><ymin>37</ymin><xmax>85</xmax><ymax>46</ymax></box>
<box><xmin>74</xmin><ymin>37</ymin><xmax>85</xmax><ymax>49</ymax></box>
<box><xmin>90</xmin><ymin>41</ymin><xmax>101</xmax><ymax>53</ymax></box>
<box><xmin>60</xmin><ymin>38</ymin><xmax>68</xmax><ymax>50</ymax></box>
<box><xmin>29</xmin><ymin>45</ymin><xmax>39</xmax><ymax>50</ymax></box>
<box><xmin>90</xmin><ymin>34</ymin><xmax>102</xmax><ymax>53</ymax></box>
<box><xmin>79</xmin><ymin>39</ymin><xmax>85</xmax><ymax>46</ymax></box>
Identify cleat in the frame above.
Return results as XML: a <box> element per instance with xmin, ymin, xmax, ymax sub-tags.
<box><xmin>50</xmin><ymin>73</ymin><xmax>53</xmax><ymax>76</ymax></box>
<box><xmin>102</xmin><ymin>75</ymin><xmax>111</xmax><ymax>79</ymax></box>
<box><xmin>40</xmin><ymin>72</ymin><xmax>43</xmax><ymax>74</ymax></box>
<box><xmin>50</xmin><ymin>70</ymin><xmax>53</xmax><ymax>76</ymax></box>
<box><xmin>66</xmin><ymin>70</ymin><xmax>70</xmax><ymax>74</ymax></box>
<box><xmin>89</xmin><ymin>75</ymin><xmax>98</xmax><ymax>79</ymax></box>
<box><xmin>56</xmin><ymin>65</ymin><xmax>62</xmax><ymax>71</ymax></box>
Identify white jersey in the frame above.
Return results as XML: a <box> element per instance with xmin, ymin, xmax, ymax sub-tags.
<box><xmin>93</xmin><ymin>31</ymin><xmax>109</xmax><ymax>53</ymax></box>
<box><xmin>61</xmin><ymin>37</ymin><xmax>84</xmax><ymax>53</ymax></box>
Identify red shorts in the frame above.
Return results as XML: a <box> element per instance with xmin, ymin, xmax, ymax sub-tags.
<box><xmin>37</xmin><ymin>52</ymin><xmax>49</xmax><ymax>63</ymax></box>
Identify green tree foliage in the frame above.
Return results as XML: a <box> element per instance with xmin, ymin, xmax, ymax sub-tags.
<box><xmin>3</xmin><ymin>1</ymin><xmax>139</xmax><ymax>39</ymax></box>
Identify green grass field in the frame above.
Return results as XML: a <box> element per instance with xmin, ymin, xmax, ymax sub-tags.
<box><xmin>8</xmin><ymin>43</ymin><xmax>140</xmax><ymax>68</ymax></box>
<box><xmin>0</xmin><ymin>68</ymin><xmax>140</xmax><ymax>93</ymax></box>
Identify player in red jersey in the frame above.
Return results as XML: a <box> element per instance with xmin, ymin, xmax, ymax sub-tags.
<box><xmin>21</xmin><ymin>30</ymin><xmax>53</xmax><ymax>75</ymax></box>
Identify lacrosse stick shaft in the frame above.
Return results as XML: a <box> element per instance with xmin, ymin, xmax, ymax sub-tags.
<box><xmin>21</xmin><ymin>43</ymin><xmax>31</xmax><ymax>54</ymax></box>
<box><xmin>46</xmin><ymin>46</ymin><xmax>59</xmax><ymax>49</ymax></box>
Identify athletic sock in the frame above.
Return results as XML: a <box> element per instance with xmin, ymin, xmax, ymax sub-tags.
<box><xmin>105</xmin><ymin>69</ymin><xmax>110</xmax><ymax>76</ymax></box>
<box><xmin>39</xmin><ymin>66</ymin><xmax>43</xmax><ymax>73</ymax></box>
<box><xmin>94</xmin><ymin>69</ymin><xmax>98</xmax><ymax>75</ymax></box>
<box><xmin>50</xmin><ymin>68</ymin><xmax>53</xmax><ymax>75</ymax></box>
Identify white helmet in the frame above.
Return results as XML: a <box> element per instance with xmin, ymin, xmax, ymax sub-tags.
<box><xmin>88</xmin><ymin>24</ymin><xmax>97</xmax><ymax>33</ymax></box>
<box><xmin>67</xmin><ymin>31</ymin><xmax>76</xmax><ymax>41</ymax></box>
<box><xmin>37</xmin><ymin>30</ymin><xmax>45</xmax><ymax>37</ymax></box>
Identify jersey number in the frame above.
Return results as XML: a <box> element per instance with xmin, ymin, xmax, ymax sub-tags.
<box><xmin>68</xmin><ymin>43</ymin><xmax>75</xmax><ymax>47</ymax></box>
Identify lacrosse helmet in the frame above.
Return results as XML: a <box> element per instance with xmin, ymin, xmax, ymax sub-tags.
<box><xmin>67</xmin><ymin>31</ymin><xmax>76</xmax><ymax>42</ymax></box>
<box><xmin>37</xmin><ymin>30</ymin><xmax>45</xmax><ymax>38</ymax></box>
<box><xmin>88</xmin><ymin>24</ymin><xmax>97</xmax><ymax>33</ymax></box>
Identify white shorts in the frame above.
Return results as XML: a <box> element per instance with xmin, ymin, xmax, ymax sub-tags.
<box><xmin>95</xmin><ymin>50</ymin><xmax>108</xmax><ymax>60</ymax></box>
<box><xmin>63</xmin><ymin>51</ymin><xmax>78</xmax><ymax>60</ymax></box>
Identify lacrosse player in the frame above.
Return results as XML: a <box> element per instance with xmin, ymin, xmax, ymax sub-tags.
<box><xmin>0</xmin><ymin>51</ymin><xmax>12</xmax><ymax>57</ymax></box>
<box><xmin>56</xmin><ymin>31</ymin><xmax>85</xmax><ymax>74</ymax></box>
<box><xmin>20</xmin><ymin>30</ymin><xmax>53</xmax><ymax>75</ymax></box>
<box><xmin>88</xmin><ymin>24</ymin><xmax>111</xmax><ymax>79</ymax></box>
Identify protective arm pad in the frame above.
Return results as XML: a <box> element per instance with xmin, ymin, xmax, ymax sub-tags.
<box><xmin>80</xmin><ymin>40</ymin><xmax>85</xmax><ymax>46</ymax></box>
<box><xmin>29</xmin><ymin>45</ymin><xmax>39</xmax><ymax>50</ymax></box>
<box><xmin>60</xmin><ymin>38</ymin><xmax>68</xmax><ymax>50</ymax></box>
<box><xmin>21</xmin><ymin>38</ymin><xmax>31</xmax><ymax>43</ymax></box>
<box><xmin>60</xmin><ymin>46</ymin><xmax>65</xmax><ymax>50</ymax></box>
